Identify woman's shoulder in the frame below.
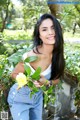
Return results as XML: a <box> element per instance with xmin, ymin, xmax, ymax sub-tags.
<box><xmin>22</xmin><ymin>49</ymin><xmax>36</xmax><ymax>60</ymax></box>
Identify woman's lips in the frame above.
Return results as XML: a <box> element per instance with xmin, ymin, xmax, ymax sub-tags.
<box><xmin>47</xmin><ymin>36</ymin><xmax>55</xmax><ymax>40</ymax></box>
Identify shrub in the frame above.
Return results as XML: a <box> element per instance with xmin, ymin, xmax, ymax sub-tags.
<box><xmin>0</xmin><ymin>43</ymin><xmax>33</xmax><ymax>111</ymax></box>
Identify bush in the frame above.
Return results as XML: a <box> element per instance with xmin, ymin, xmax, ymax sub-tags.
<box><xmin>64</xmin><ymin>43</ymin><xmax>80</xmax><ymax>80</ymax></box>
<box><xmin>0</xmin><ymin>43</ymin><xmax>33</xmax><ymax>111</ymax></box>
<box><xmin>64</xmin><ymin>43</ymin><xmax>80</xmax><ymax>109</ymax></box>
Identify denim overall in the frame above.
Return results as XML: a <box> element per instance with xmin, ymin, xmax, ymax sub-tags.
<box><xmin>7</xmin><ymin>63</ymin><xmax>51</xmax><ymax>120</ymax></box>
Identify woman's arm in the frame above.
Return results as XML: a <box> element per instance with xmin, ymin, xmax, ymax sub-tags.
<box><xmin>39</xmin><ymin>75</ymin><xmax>60</xmax><ymax>86</ymax></box>
<box><xmin>11</xmin><ymin>62</ymin><xmax>24</xmax><ymax>79</ymax></box>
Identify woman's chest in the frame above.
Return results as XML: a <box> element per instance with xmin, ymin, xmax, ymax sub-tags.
<box><xmin>30</xmin><ymin>56</ymin><xmax>51</xmax><ymax>72</ymax></box>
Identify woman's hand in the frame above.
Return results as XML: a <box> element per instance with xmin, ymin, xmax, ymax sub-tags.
<box><xmin>33</xmin><ymin>75</ymin><xmax>50</xmax><ymax>88</ymax></box>
<box><xmin>33</xmin><ymin>75</ymin><xmax>60</xmax><ymax>88</ymax></box>
<box><xmin>39</xmin><ymin>76</ymin><xmax>60</xmax><ymax>86</ymax></box>
<box><xmin>39</xmin><ymin>75</ymin><xmax>50</xmax><ymax>86</ymax></box>
<box><xmin>33</xmin><ymin>81</ymin><xmax>41</xmax><ymax>88</ymax></box>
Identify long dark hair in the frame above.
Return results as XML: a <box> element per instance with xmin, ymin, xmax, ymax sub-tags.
<box><xmin>33</xmin><ymin>13</ymin><xmax>65</xmax><ymax>80</ymax></box>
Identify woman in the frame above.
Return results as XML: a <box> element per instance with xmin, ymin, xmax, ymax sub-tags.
<box><xmin>7</xmin><ymin>13</ymin><xmax>65</xmax><ymax>120</ymax></box>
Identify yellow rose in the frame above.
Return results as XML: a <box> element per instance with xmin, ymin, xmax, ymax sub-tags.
<box><xmin>16</xmin><ymin>73</ymin><xmax>28</xmax><ymax>88</ymax></box>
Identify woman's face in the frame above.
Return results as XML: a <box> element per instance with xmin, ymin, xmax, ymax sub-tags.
<box><xmin>39</xmin><ymin>18</ymin><xmax>55</xmax><ymax>45</ymax></box>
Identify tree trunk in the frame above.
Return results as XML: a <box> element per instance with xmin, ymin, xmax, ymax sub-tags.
<box><xmin>0</xmin><ymin>2</ymin><xmax>10</xmax><ymax>32</ymax></box>
<box><xmin>47</xmin><ymin>0</ymin><xmax>62</xmax><ymax>19</ymax></box>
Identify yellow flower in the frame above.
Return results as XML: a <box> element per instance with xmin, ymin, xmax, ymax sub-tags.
<box><xmin>16</xmin><ymin>73</ymin><xmax>28</xmax><ymax>88</ymax></box>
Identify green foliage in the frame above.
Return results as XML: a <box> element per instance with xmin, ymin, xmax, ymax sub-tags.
<box><xmin>24</xmin><ymin>64</ymin><xmax>31</xmax><ymax>76</ymax></box>
<box><xmin>31</xmin><ymin>67</ymin><xmax>41</xmax><ymax>80</ymax></box>
<box><xmin>64</xmin><ymin>43</ymin><xmax>80</xmax><ymax>108</ymax></box>
<box><xmin>0</xmin><ymin>43</ymin><xmax>33</xmax><ymax>111</ymax></box>
<box><xmin>75</xmin><ymin>89</ymin><xmax>80</xmax><ymax>108</ymax></box>
<box><xmin>3</xmin><ymin>29</ymin><xmax>32</xmax><ymax>40</ymax></box>
<box><xmin>15</xmin><ymin>0</ymin><xmax>49</xmax><ymax>29</ymax></box>
<box><xmin>64</xmin><ymin>43</ymin><xmax>80</xmax><ymax>80</ymax></box>
<box><xmin>0</xmin><ymin>0</ymin><xmax>49</xmax><ymax>31</ymax></box>
<box><xmin>8</xmin><ymin>44</ymin><xmax>32</xmax><ymax>65</ymax></box>
<box><xmin>0</xmin><ymin>0</ymin><xmax>14</xmax><ymax>32</ymax></box>
<box><xmin>60</xmin><ymin>5</ymin><xmax>80</xmax><ymax>30</ymax></box>
<box><xmin>0</xmin><ymin>31</ymin><xmax>32</xmax><ymax>56</ymax></box>
<box><xmin>0</xmin><ymin>41</ymin><xmax>7</xmax><ymax>54</ymax></box>
<box><xmin>24</xmin><ymin>56</ymin><xmax>38</xmax><ymax>63</ymax></box>
<box><xmin>0</xmin><ymin>0</ymin><xmax>8</xmax><ymax>5</ymax></box>
<box><xmin>0</xmin><ymin>54</ymin><xmax>14</xmax><ymax>110</ymax></box>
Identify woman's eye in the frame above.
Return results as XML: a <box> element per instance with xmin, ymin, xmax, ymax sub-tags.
<box><xmin>42</xmin><ymin>29</ymin><xmax>46</xmax><ymax>31</ymax></box>
<box><xmin>52</xmin><ymin>26</ymin><xmax>55</xmax><ymax>29</ymax></box>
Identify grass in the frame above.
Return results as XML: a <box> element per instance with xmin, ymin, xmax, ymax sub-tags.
<box><xmin>2</xmin><ymin>29</ymin><xmax>33</xmax><ymax>41</ymax></box>
<box><xmin>63</xmin><ymin>30</ymin><xmax>80</xmax><ymax>42</ymax></box>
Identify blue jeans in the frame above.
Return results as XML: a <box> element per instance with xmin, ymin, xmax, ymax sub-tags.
<box><xmin>7</xmin><ymin>83</ymin><xmax>43</xmax><ymax>120</ymax></box>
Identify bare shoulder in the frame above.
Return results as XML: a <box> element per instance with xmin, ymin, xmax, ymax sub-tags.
<box><xmin>22</xmin><ymin>49</ymin><xmax>36</xmax><ymax>60</ymax></box>
<box><xmin>28</xmin><ymin>50</ymin><xmax>36</xmax><ymax>56</ymax></box>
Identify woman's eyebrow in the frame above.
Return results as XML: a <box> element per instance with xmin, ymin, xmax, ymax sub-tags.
<box><xmin>41</xmin><ymin>27</ymin><xmax>47</xmax><ymax>29</ymax></box>
<box><xmin>51</xmin><ymin>25</ymin><xmax>54</xmax><ymax>27</ymax></box>
<box><xmin>41</xmin><ymin>25</ymin><xmax>54</xmax><ymax>29</ymax></box>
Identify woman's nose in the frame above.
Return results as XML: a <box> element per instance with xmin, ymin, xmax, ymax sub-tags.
<box><xmin>48</xmin><ymin>29</ymin><xmax>55</xmax><ymax>35</ymax></box>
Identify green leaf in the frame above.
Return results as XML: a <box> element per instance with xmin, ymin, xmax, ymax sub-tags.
<box><xmin>47</xmin><ymin>86</ymin><xmax>54</xmax><ymax>94</ymax></box>
<box><xmin>30</xmin><ymin>91</ymin><xmax>35</xmax><ymax>98</ymax></box>
<box><xmin>24</xmin><ymin>63</ymin><xmax>31</xmax><ymax>75</ymax></box>
<box><xmin>44</xmin><ymin>94</ymin><xmax>49</xmax><ymax>104</ymax></box>
<box><xmin>28</xmin><ymin>81</ymin><xmax>33</xmax><ymax>88</ymax></box>
<box><xmin>30</xmin><ymin>85</ymin><xmax>39</xmax><ymax>98</ymax></box>
<box><xmin>49</xmin><ymin>97</ymin><xmax>56</xmax><ymax>104</ymax></box>
<box><xmin>0</xmin><ymin>68</ymin><xmax>4</xmax><ymax>78</ymax></box>
<box><xmin>32</xmin><ymin>85</ymin><xmax>39</xmax><ymax>93</ymax></box>
<box><xmin>24</xmin><ymin>56</ymin><xmax>38</xmax><ymax>63</ymax></box>
<box><xmin>31</xmin><ymin>67</ymin><xmax>41</xmax><ymax>80</ymax></box>
<box><xmin>41</xmin><ymin>85</ymin><xmax>46</xmax><ymax>91</ymax></box>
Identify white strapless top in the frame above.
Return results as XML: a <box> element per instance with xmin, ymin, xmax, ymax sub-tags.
<box><xmin>22</xmin><ymin>53</ymin><xmax>51</xmax><ymax>80</ymax></box>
